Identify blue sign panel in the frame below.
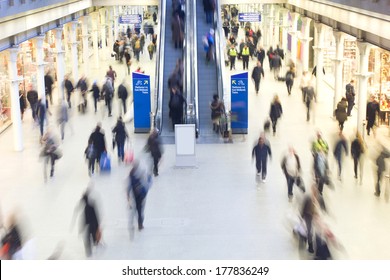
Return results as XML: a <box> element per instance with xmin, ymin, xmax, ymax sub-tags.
<box><xmin>132</xmin><ymin>72</ymin><xmax>151</xmax><ymax>133</ymax></box>
<box><xmin>231</xmin><ymin>72</ymin><xmax>248</xmax><ymax>134</ymax></box>
<box><xmin>119</xmin><ymin>14</ymin><xmax>142</xmax><ymax>24</ymax></box>
<box><xmin>238</xmin><ymin>13</ymin><xmax>261</xmax><ymax>22</ymax></box>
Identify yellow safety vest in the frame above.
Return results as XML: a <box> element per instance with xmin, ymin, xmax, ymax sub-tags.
<box><xmin>242</xmin><ymin>47</ymin><xmax>250</xmax><ymax>56</ymax></box>
<box><xmin>229</xmin><ymin>48</ymin><xmax>237</xmax><ymax>56</ymax></box>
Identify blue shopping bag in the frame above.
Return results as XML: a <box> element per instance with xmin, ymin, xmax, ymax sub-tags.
<box><xmin>99</xmin><ymin>152</ymin><xmax>111</xmax><ymax>172</ymax></box>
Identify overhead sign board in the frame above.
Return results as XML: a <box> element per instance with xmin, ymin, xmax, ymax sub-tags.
<box><xmin>119</xmin><ymin>14</ymin><xmax>142</xmax><ymax>24</ymax></box>
<box><xmin>238</xmin><ymin>13</ymin><xmax>261</xmax><ymax>22</ymax></box>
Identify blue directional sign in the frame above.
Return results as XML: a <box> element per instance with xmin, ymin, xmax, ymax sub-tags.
<box><xmin>238</xmin><ymin>13</ymin><xmax>261</xmax><ymax>22</ymax></box>
<box><xmin>231</xmin><ymin>72</ymin><xmax>248</xmax><ymax>134</ymax></box>
<box><xmin>132</xmin><ymin>72</ymin><xmax>151</xmax><ymax>133</ymax></box>
<box><xmin>119</xmin><ymin>14</ymin><xmax>142</xmax><ymax>24</ymax></box>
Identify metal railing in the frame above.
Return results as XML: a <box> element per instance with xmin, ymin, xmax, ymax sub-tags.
<box><xmin>153</xmin><ymin>0</ymin><xmax>166</xmax><ymax>133</ymax></box>
<box><xmin>191</xmin><ymin>0</ymin><xmax>199</xmax><ymax>137</ymax></box>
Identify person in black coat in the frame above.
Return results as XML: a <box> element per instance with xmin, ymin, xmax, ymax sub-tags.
<box><xmin>350</xmin><ymin>132</ymin><xmax>365</xmax><ymax>180</ymax></box>
<box><xmin>89</xmin><ymin>81</ymin><xmax>100</xmax><ymax>113</ymax></box>
<box><xmin>269</xmin><ymin>95</ymin><xmax>283</xmax><ymax>135</ymax></box>
<box><xmin>64</xmin><ymin>75</ymin><xmax>74</xmax><ymax>109</ymax></box>
<box><xmin>19</xmin><ymin>90</ymin><xmax>26</xmax><ymax>120</ymax></box>
<box><xmin>146</xmin><ymin>129</ymin><xmax>162</xmax><ymax>176</ymax></box>
<box><xmin>285</xmin><ymin>67</ymin><xmax>295</xmax><ymax>95</ymax></box>
<box><xmin>117</xmin><ymin>81</ymin><xmax>129</xmax><ymax>114</ymax></box>
<box><xmin>88</xmin><ymin>123</ymin><xmax>107</xmax><ymax>166</ymax></box>
<box><xmin>252</xmin><ymin>135</ymin><xmax>272</xmax><ymax>182</ymax></box>
<box><xmin>44</xmin><ymin>71</ymin><xmax>54</xmax><ymax>107</ymax></box>
<box><xmin>345</xmin><ymin>80</ymin><xmax>355</xmax><ymax>116</ymax></box>
<box><xmin>27</xmin><ymin>86</ymin><xmax>38</xmax><ymax>121</ymax></box>
<box><xmin>112</xmin><ymin>117</ymin><xmax>128</xmax><ymax>162</ymax></box>
<box><xmin>335</xmin><ymin>97</ymin><xmax>348</xmax><ymax>131</ymax></box>
<box><xmin>168</xmin><ymin>86</ymin><xmax>186</xmax><ymax>130</ymax></box>
<box><xmin>333</xmin><ymin>131</ymin><xmax>348</xmax><ymax>179</ymax></box>
<box><xmin>251</xmin><ymin>61</ymin><xmax>264</xmax><ymax>94</ymax></box>
<box><xmin>81</xmin><ymin>191</ymin><xmax>100</xmax><ymax>257</ymax></box>
<box><xmin>257</xmin><ymin>46</ymin><xmax>265</xmax><ymax>66</ymax></box>
<box><xmin>374</xmin><ymin>146</ymin><xmax>390</xmax><ymax>197</ymax></box>
<box><xmin>366</xmin><ymin>95</ymin><xmax>380</xmax><ymax>136</ymax></box>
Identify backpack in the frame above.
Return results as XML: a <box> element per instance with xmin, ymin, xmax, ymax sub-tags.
<box><xmin>170</xmin><ymin>94</ymin><xmax>181</xmax><ymax>109</ymax></box>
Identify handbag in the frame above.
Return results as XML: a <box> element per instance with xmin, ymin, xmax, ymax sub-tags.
<box><xmin>124</xmin><ymin>141</ymin><xmax>134</xmax><ymax>164</ymax></box>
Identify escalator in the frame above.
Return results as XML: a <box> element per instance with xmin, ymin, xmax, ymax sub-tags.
<box><xmin>195</xmin><ymin>1</ymin><xmax>220</xmax><ymax>143</ymax></box>
<box><xmin>158</xmin><ymin>1</ymin><xmax>185</xmax><ymax>143</ymax></box>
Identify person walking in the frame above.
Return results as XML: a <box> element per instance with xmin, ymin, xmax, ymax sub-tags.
<box><xmin>112</xmin><ymin>117</ymin><xmax>128</xmax><ymax>162</ymax></box>
<box><xmin>117</xmin><ymin>80</ymin><xmax>129</xmax><ymax>115</ymax></box>
<box><xmin>64</xmin><ymin>75</ymin><xmax>74</xmax><ymax>109</ymax></box>
<box><xmin>36</xmin><ymin>98</ymin><xmax>46</xmax><ymax>138</ymax></box>
<box><xmin>251</xmin><ymin>61</ymin><xmax>264</xmax><ymax>94</ymax></box>
<box><xmin>252</xmin><ymin>135</ymin><xmax>272</xmax><ymax>182</ymax></box>
<box><xmin>90</xmin><ymin>81</ymin><xmax>100</xmax><ymax>113</ymax></box>
<box><xmin>285</xmin><ymin>67</ymin><xmax>295</xmax><ymax>95</ymax></box>
<box><xmin>257</xmin><ymin>46</ymin><xmax>265</xmax><ymax>67</ymax></box>
<box><xmin>374</xmin><ymin>146</ymin><xmax>390</xmax><ymax>197</ymax></box>
<box><xmin>300</xmin><ymin>71</ymin><xmax>310</xmax><ymax>103</ymax></box>
<box><xmin>26</xmin><ymin>85</ymin><xmax>39</xmax><ymax>122</ymax></box>
<box><xmin>88</xmin><ymin>123</ymin><xmax>107</xmax><ymax>169</ymax></box>
<box><xmin>210</xmin><ymin>94</ymin><xmax>225</xmax><ymax>133</ymax></box>
<box><xmin>228</xmin><ymin>44</ymin><xmax>237</xmax><ymax>70</ymax></box>
<box><xmin>44</xmin><ymin>71</ymin><xmax>54</xmax><ymax>107</ymax></box>
<box><xmin>40</xmin><ymin>128</ymin><xmax>61</xmax><ymax>180</ymax></box>
<box><xmin>147</xmin><ymin>42</ymin><xmax>155</xmax><ymax>60</ymax></box>
<box><xmin>366</xmin><ymin>95</ymin><xmax>380</xmax><ymax>136</ymax></box>
<box><xmin>305</xmin><ymin>84</ymin><xmax>316</xmax><ymax>122</ymax></box>
<box><xmin>350</xmin><ymin>132</ymin><xmax>365</xmax><ymax>181</ymax></box>
<box><xmin>76</xmin><ymin>75</ymin><xmax>88</xmax><ymax>113</ymax></box>
<box><xmin>84</xmin><ymin>139</ymin><xmax>96</xmax><ymax>176</ymax></box>
<box><xmin>281</xmin><ymin>147</ymin><xmax>304</xmax><ymax>200</ymax></box>
<box><xmin>269</xmin><ymin>95</ymin><xmax>283</xmax><ymax>136</ymax></box>
<box><xmin>19</xmin><ymin>89</ymin><xmax>26</xmax><ymax>121</ymax></box>
<box><xmin>335</xmin><ymin>97</ymin><xmax>348</xmax><ymax>131</ymax></box>
<box><xmin>333</xmin><ymin>131</ymin><xmax>348</xmax><ymax>180</ymax></box>
<box><xmin>106</xmin><ymin>66</ymin><xmax>117</xmax><ymax>88</ymax></box>
<box><xmin>146</xmin><ymin>129</ymin><xmax>162</xmax><ymax>176</ymax></box>
<box><xmin>168</xmin><ymin>86</ymin><xmax>186</xmax><ymax>130</ymax></box>
<box><xmin>57</xmin><ymin>99</ymin><xmax>69</xmax><ymax>140</ymax></box>
<box><xmin>345</xmin><ymin>79</ymin><xmax>355</xmax><ymax>116</ymax></box>
<box><xmin>127</xmin><ymin>161</ymin><xmax>152</xmax><ymax>232</ymax></box>
<box><xmin>272</xmin><ymin>52</ymin><xmax>282</xmax><ymax>80</ymax></box>
<box><xmin>101</xmin><ymin>77</ymin><xmax>114</xmax><ymax>117</ymax></box>
<box><xmin>241</xmin><ymin>44</ymin><xmax>250</xmax><ymax>70</ymax></box>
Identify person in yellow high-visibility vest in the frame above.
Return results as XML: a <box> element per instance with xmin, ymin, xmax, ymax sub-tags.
<box><xmin>241</xmin><ymin>44</ymin><xmax>250</xmax><ymax>70</ymax></box>
<box><xmin>228</xmin><ymin>45</ymin><xmax>237</xmax><ymax>70</ymax></box>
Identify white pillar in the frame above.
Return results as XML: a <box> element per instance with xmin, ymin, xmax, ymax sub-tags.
<box><xmin>273</xmin><ymin>6</ymin><xmax>280</xmax><ymax>47</ymax></box>
<box><xmin>54</xmin><ymin>27</ymin><xmax>65</xmax><ymax>101</ymax></box>
<box><xmin>332</xmin><ymin>30</ymin><xmax>345</xmax><ymax>113</ymax></box>
<box><xmin>34</xmin><ymin>35</ymin><xmax>46</xmax><ymax>104</ymax></box>
<box><xmin>80</xmin><ymin>16</ymin><xmax>90</xmax><ymax>75</ymax></box>
<box><xmin>313</xmin><ymin>22</ymin><xmax>325</xmax><ymax>100</ymax></box>
<box><xmin>267</xmin><ymin>5</ymin><xmax>275</xmax><ymax>48</ymax></box>
<box><xmin>91</xmin><ymin>12</ymin><xmax>100</xmax><ymax>68</ymax></box>
<box><xmin>289</xmin><ymin>12</ymin><xmax>299</xmax><ymax>65</ymax></box>
<box><xmin>68</xmin><ymin>22</ymin><xmax>79</xmax><ymax>82</ymax></box>
<box><xmin>99</xmin><ymin>8</ymin><xmax>107</xmax><ymax>59</ymax></box>
<box><xmin>6</xmin><ymin>47</ymin><xmax>24</xmax><ymax>151</ymax></box>
<box><xmin>356</xmin><ymin>41</ymin><xmax>372</xmax><ymax>136</ymax></box>
<box><xmin>300</xmin><ymin>17</ymin><xmax>312</xmax><ymax>72</ymax></box>
<box><xmin>114</xmin><ymin>6</ymin><xmax>119</xmax><ymax>41</ymax></box>
<box><xmin>107</xmin><ymin>8</ymin><xmax>114</xmax><ymax>51</ymax></box>
<box><xmin>280</xmin><ymin>9</ymin><xmax>289</xmax><ymax>54</ymax></box>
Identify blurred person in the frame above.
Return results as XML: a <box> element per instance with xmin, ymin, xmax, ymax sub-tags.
<box><xmin>311</xmin><ymin>65</ymin><xmax>325</xmax><ymax>77</ymax></box>
<box><xmin>171</xmin><ymin>12</ymin><xmax>184</xmax><ymax>49</ymax></box>
<box><xmin>374</xmin><ymin>146</ymin><xmax>390</xmax><ymax>197</ymax></box>
<box><xmin>89</xmin><ymin>80</ymin><xmax>100</xmax><ymax>113</ymax></box>
<box><xmin>333</xmin><ymin>131</ymin><xmax>348</xmax><ymax>180</ymax></box>
<box><xmin>335</xmin><ymin>97</ymin><xmax>348</xmax><ymax>131</ymax></box>
<box><xmin>314</xmin><ymin>149</ymin><xmax>333</xmax><ymax>195</ymax></box>
<box><xmin>118</xmin><ymin>80</ymin><xmax>129</xmax><ymax>115</ymax></box>
<box><xmin>351</xmin><ymin>132</ymin><xmax>365</xmax><ymax>181</ymax></box>
<box><xmin>299</xmin><ymin>71</ymin><xmax>310</xmax><ymax>103</ymax></box>
<box><xmin>36</xmin><ymin>98</ymin><xmax>47</xmax><ymax>137</ymax></box>
<box><xmin>312</xmin><ymin>131</ymin><xmax>329</xmax><ymax>156</ymax></box>
<box><xmin>112</xmin><ymin>117</ymin><xmax>128</xmax><ymax>162</ymax></box>
<box><xmin>251</xmin><ymin>61</ymin><xmax>265</xmax><ymax>94</ymax></box>
<box><xmin>210</xmin><ymin>94</ymin><xmax>225</xmax><ymax>133</ymax></box>
<box><xmin>124</xmin><ymin>49</ymin><xmax>132</xmax><ymax>75</ymax></box>
<box><xmin>285</xmin><ymin>67</ymin><xmax>295</xmax><ymax>96</ymax></box>
<box><xmin>57</xmin><ymin>99</ymin><xmax>69</xmax><ymax>140</ymax></box>
<box><xmin>88</xmin><ymin>122</ymin><xmax>107</xmax><ymax>169</ymax></box>
<box><xmin>113</xmin><ymin>40</ymin><xmax>120</xmax><ymax>60</ymax></box>
<box><xmin>228</xmin><ymin>44</ymin><xmax>238</xmax><ymax>70</ymax></box>
<box><xmin>76</xmin><ymin>75</ymin><xmax>88</xmax><ymax>113</ymax></box>
<box><xmin>305</xmin><ymin>82</ymin><xmax>316</xmax><ymax>122</ymax></box>
<box><xmin>40</xmin><ymin>128</ymin><xmax>61</xmax><ymax>180</ymax></box>
<box><xmin>256</xmin><ymin>46</ymin><xmax>265</xmax><ymax>66</ymax></box>
<box><xmin>345</xmin><ymin>79</ymin><xmax>355</xmax><ymax>116</ymax></box>
<box><xmin>241</xmin><ymin>44</ymin><xmax>250</xmax><ymax>70</ymax></box>
<box><xmin>153</xmin><ymin>11</ymin><xmax>157</xmax><ymax>24</ymax></box>
<box><xmin>206</xmin><ymin>29</ymin><xmax>215</xmax><ymax>63</ymax></box>
<box><xmin>266</xmin><ymin>47</ymin><xmax>274</xmax><ymax>70</ymax></box>
<box><xmin>269</xmin><ymin>95</ymin><xmax>283</xmax><ymax>136</ymax></box>
<box><xmin>272</xmin><ymin>52</ymin><xmax>282</xmax><ymax>80</ymax></box>
<box><xmin>127</xmin><ymin>161</ymin><xmax>152</xmax><ymax>232</ymax></box>
<box><xmin>147</xmin><ymin>41</ymin><xmax>155</xmax><ymax>60</ymax></box>
<box><xmin>203</xmin><ymin>0</ymin><xmax>216</xmax><ymax>24</ymax></box>
<box><xmin>26</xmin><ymin>85</ymin><xmax>38</xmax><ymax>121</ymax></box>
<box><xmin>19</xmin><ymin>89</ymin><xmax>26</xmax><ymax>121</ymax></box>
<box><xmin>64</xmin><ymin>74</ymin><xmax>74</xmax><ymax>109</ymax></box>
<box><xmin>44</xmin><ymin>70</ymin><xmax>54</xmax><ymax>107</ymax></box>
<box><xmin>366</xmin><ymin>95</ymin><xmax>380</xmax><ymax>136</ymax></box>
<box><xmin>281</xmin><ymin>147</ymin><xmax>305</xmax><ymax>200</ymax></box>
<box><xmin>168</xmin><ymin>86</ymin><xmax>186</xmax><ymax>130</ymax></box>
<box><xmin>252</xmin><ymin>135</ymin><xmax>272</xmax><ymax>182</ymax></box>
<box><xmin>106</xmin><ymin>65</ymin><xmax>117</xmax><ymax>88</ymax></box>
<box><xmin>146</xmin><ymin>129</ymin><xmax>162</xmax><ymax>176</ymax></box>
<box><xmin>84</xmin><ymin>139</ymin><xmax>96</xmax><ymax>176</ymax></box>
<box><xmin>0</xmin><ymin>214</ymin><xmax>22</xmax><ymax>260</ymax></box>
<box><xmin>101</xmin><ymin>77</ymin><xmax>114</xmax><ymax>117</ymax></box>
<box><xmin>134</xmin><ymin>38</ymin><xmax>141</xmax><ymax>62</ymax></box>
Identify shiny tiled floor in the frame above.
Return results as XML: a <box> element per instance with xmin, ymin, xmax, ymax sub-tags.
<box><xmin>1</xmin><ymin>26</ymin><xmax>390</xmax><ymax>260</ymax></box>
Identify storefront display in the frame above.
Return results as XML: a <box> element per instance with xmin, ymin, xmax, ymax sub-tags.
<box><xmin>0</xmin><ymin>55</ymin><xmax>11</xmax><ymax>133</ymax></box>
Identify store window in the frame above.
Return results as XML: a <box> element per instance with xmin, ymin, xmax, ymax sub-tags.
<box><xmin>0</xmin><ymin>54</ymin><xmax>11</xmax><ymax>132</ymax></box>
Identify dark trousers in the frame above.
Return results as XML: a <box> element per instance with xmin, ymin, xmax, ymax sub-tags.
<box><xmin>367</xmin><ymin>119</ymin><xmax>375</xmax><ymax>135</ymax></box>
<box><xmin>375</xmin><ymin>170</ymin><xmax>384</xmax><ymax>195</ymax></box>
<box><xmin>206</xmin><ymin>10</ymin><xmax>213</xmax><ymax>23</ymax></box>
<box><xmin>106</xmin><ymin>98</ymin><xmax>112</xmax><ymax>116</ymax></box>
<box><xmin>84</xmin><ymin>225</ymin><xmax>98</xmax><ymax>257</ymax></box>
<box><xmin>94</xmin><ymin>97</ymin><xmax>99</xmax><ymax>112</ymax></box>
<box><xmin>338</xmin><ymin>121</ymin><xmax>345</xmax><ymax>131</ymax></box>
<box><xmin>286</xmin><ymin>80</ymin><xmax>293</xmax><ymax>95</ymax></box>
<box><xmin>67</xmin><ymin>92</ymin><xmax>72</xmax><ymax>108</ymax></box>
<box><xmin>302</xmin><ymin>87</ymin><xmax>307</xmax><ymax>102</ymax></box>
<box><xmin>286</xmin><ymin>174</ymin><xmax>295</xmax><ymax>196</ymax></box>
<box><xmin>335</xmin><ymin>154</ymin><xmax>342</xmax><ymax>177</ymax></box>
<box><xmin>30</xmin><ymin>102</ymin><xmax>38</xmax><ymax>120</ymax></box>
<box><xmin>256</xmin><ymin>158</ymin><xmax>267</xmax><ymax>179</ymax></box>
<box><xmin>347</xmin><ymin>99</ymin><xmax>354</xmax><ymax>115</ymax></box>
<box><xmin>148</xmin><ymin>51</ymin><xmax>153</xmax><ymax>60</ymax></box>
<box><xmin>271</xmin><ymin>118</ymin><xmax>278</xmax><ymax>133</ymax></box>
<box><xmin>242</xmin><ymin>56</ymin><xmax>249</xmax><ymax>69</ymax></box>
<box><xmin>88</xmin><ymin>158</ymin><xmax>95</xmax><ymax>175</ymax></box>
<box><xmin>303</xmin><ymin>216</ymin><xmax>313</xmax><ymax>251</ymax></box>
<box><xmin>254</xmin><ymin>80</ymin><xmax>260</xmax><ymax>93</ymax></box>
<box><xmin>121</xmin><ymin>99</ymin><xmax>127</xmax><ymax>114</ymax></box>
<box><xmin>153</xmin><ymin>155</ymin><xmax>160</xmax><ymax>175</ymax></box>
<box><xmin>353</xmin><ymin>157</ymin><xmax>359</xmax><ymax>178</ymax></box>
<box><xmin>39</xmin><ymin>117</ymin><xmax>45</xmax><ymax>136</ymax></box>
<box><xmin>117</xmin><ymin>141</ymin><xmax>125</xmax><ymax>161</ymax></box>
<box><xmin>135</xmin><ymin>197</ymin><xmax>145</xmax><ymax>229</ymax></box>
<box><xmin>229</xmin><ymin>57</ymin><xmax>236</xmax><ymax>70</ymax></box>
<box><xmin>306</xmin><ymin>101</ymin><xmax>311</xmax><ymax>121</ymax></box>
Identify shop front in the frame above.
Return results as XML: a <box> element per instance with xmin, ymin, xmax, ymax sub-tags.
<box><xmin>0</xmin><ymin>54</ymin><xmax>11</xmax><ymax>133</ymax></box>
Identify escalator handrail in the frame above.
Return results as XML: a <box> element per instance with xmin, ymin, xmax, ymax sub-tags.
<box><xmin>183</xmin><ymin>0</ymin><xmax>191</xmax><ymax>123</ymax></box>
<box><xmin>192</xmin><ymin>0</ymin><xmax>200</xmax><ymax>136</ymax></box>
<box><xmin>154</xmin><ymin>0</ymin><xmax>166</xmax><ymax>133</ymax></box>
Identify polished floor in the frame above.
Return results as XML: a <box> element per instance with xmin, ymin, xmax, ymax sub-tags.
<box><xmin>1</xmin><ymin>25</ymin><xmax>390</xmax><ymax>260</ymax></box>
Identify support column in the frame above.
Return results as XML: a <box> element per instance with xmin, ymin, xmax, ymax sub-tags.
<box><xmin>267</xmin><ymin>5</ymin><xmax>275</xmax><ymax>48</ymax></box>
<box><xmin>80</xmin><ymin>16</ymin><xmax>90</xmax><ymax>74</ymax></box>
<box><xmin>107</xmin><ymin>8</ymin><xmax>114</xmax><ymax>51</ymax></box>
<box><xmin>68</xmin><ymin>21</ymin><xmax>79</xmax><ymax>81</ymax></box>
<box><xmin>313</xmin><ymin>22</ymin><xmax>325</xmax><ymax>100</ymax></box>
<box><xmin>113</xmin><ymin>6</ymin><xmax>119</xmax><ymax>41</ymax></box>
<box><xmin>300</xmin><ymin>17</ymin><xmax>312</xmax><ymax>72</ymax></box>
<box><xmin>332</xmin><ymin>30</ymin><xmax>345</xmax><ymax>113</ymax></box>
<box><xmin>273</xmin><ymin>6</ymin><xmax>280</xmax><ymax>47</ymax></box>
<box><xmin>356</xmin><ymin>41</ymin><xmax>372</xmax><ymax>136</ymax></box>
<box><xmin>91</xmin><ymin>12</ymin><xmax>100</xmax><ymax>68</ymax></box>
<box><xmin>54</xmin><ymin>27</ymin><xmax>65</xmax><ymax>101</ymax></box>
<box><xmin>99</xmin><ymin>8</ymin><xmax>107</xmax><ymax>59</ymax></box>
<box><xmin>288</xmin><ymin>12</ymin><xmax>299</xmax><ymax>65</ymax></box>
<box><xmin>6</xmin><ymin>47</ymin><xmax>24</xmax><ymax>151</ymax></box>
<box><xmin>34</xmin><ymin>35</ymin><xmax>46</xmax><ymax>104</ymax></box>
<box><xmin>280</xmin><ymin>9</ymin><xmax>289</xmax><ymax>55</ymax></box>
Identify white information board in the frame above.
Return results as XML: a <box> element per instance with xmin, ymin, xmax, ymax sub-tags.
<box><xmin>175</xmin><ymin>124</ymin><xmax>196</xmax><ymax>167</ymax></box>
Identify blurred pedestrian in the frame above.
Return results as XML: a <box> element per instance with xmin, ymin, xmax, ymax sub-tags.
<box><xmin>64</xmin><ymin>74</ymin><xmax>74</xmax><ymax>109</ymax></box>
<box><xmin>345</xmin><ymin>80</ymin><xmax>355</xmax><ymax>116</ymax></box>
<box><xmin>147</xmin><ymin>42</ymin><xmax>155</xmax><ymax>60</ymax></box>
<box><xmin>269</xmin><ymin>95</ymin><xmax>283</xmax><ymax>136</ymax></box>
<box><xmin>44</xmin><ymin>70</ymin><xmax>54</xmax><ymax>107</ymax></box>
<box><xmin>36</xmin><ymin>98</ymin><xmax>46</xmax><ymax>138</ymax></box>
<box><xmin>146</xmin><ymin>129</ymin><xmax>162</xmax><ymax>176</ymax></box>
<box><xmin>366</xmin><ymin>95</ymin><xmax>380</xmax><ymax>136</ymax></box>
<box><xmin>84</xmin><ymin>139</ymin><xmax>96</xmax><ymax>176</ymax></box>
<box><xmin>57</xmin><ymin>99</ymin><xmax>69</xmax><ymax>140</ymax></box>
<box><xmin>210</xmin><ymin>94</ymin><xmax>225</xmax><ymax>133</ymax></box>
<box><xmin>335</xmin><ymin>97</ymin><xmax>348</xmax><ymax>131</ymax></box>
<box><xmin>76</xmin><ymin>75</ymin><xmax>88</xmax><ymax>113</ymax></box>
<box><xmin>351</xmin><ymin>132</ymin><xmax>365</xmax><ymax>181</ymax></box>
<box><xmin>106</xmin><ymin>66</ymin><xmax>117</xmax><ymax>88</ymax></box>
<box><xmin>112</xmin><ymin>117</ymin><xmax>128</xmax><ymax>162</ymax></box>
<box><xmin>101</xmin><ymin>77</ymin><xmax>114</xmax><ymax>117</ymax></box>
<box><xmin>305</xmin><ymin>83</ymin><xmax>316</xmax><ymax>122</ymax></box>
<box><xmin>251</xmin><ymin>61</ymin><xmax>265</xmax><ymax>94</ymax></box>
<box><xmin>117</xmin><ymin>80</ymin><xmax>129</xmax><ymax>115</ymax></box>
<box><xmin>374</xmin><ymin>146</ymin><xmax>390</xmax><ymax>197</ymax></box>
<box><xmin>19</xmin><ymin>89</ymin><xmax>26</xmax><ymax>120</ymax></box>
<box><xmin>285</xmin><ymin>67</ymin><xmax>295</xmax><ymax>95</ymax></box>
<box><xmin>281</xmin><ymin>147</ymin><xmax>304</xmax><ymax>200</ymax></box>
<box><xmin>0</xmin><ymin>214</ymin><xmax>22</xmax><ymax>260</ymax></box>
<box><xmin>333</xmin><ymin>131</ymin><xmax>348</xmax><ymax>180</ymax></box>
<box><xmin>89</xmin><ymin>80</ymin><xmax>100</xmax><ymax>113</ymax></box>
<box><xmin>40</xmin><ymin>128</ymin><xmax>61</xmax><ymax>180</ymax></box>
<box><xmin>26</xmin><ymin>85</ymin><xmax>38</xmax><ymax>122</ymax></box>
<box><xmin>252</xmin><ymin>135</ymin><xmax>272</xmax><ymax>182</ymax></box>
<box><xmin>169</xmin><ymin>86</ymin><xmax>186</xmax><ymax>130</ymax></box>
<box><xmin>88</xmin><ymin>122</ymin><xmax>107</xmax><ymax>169</ymax></box>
